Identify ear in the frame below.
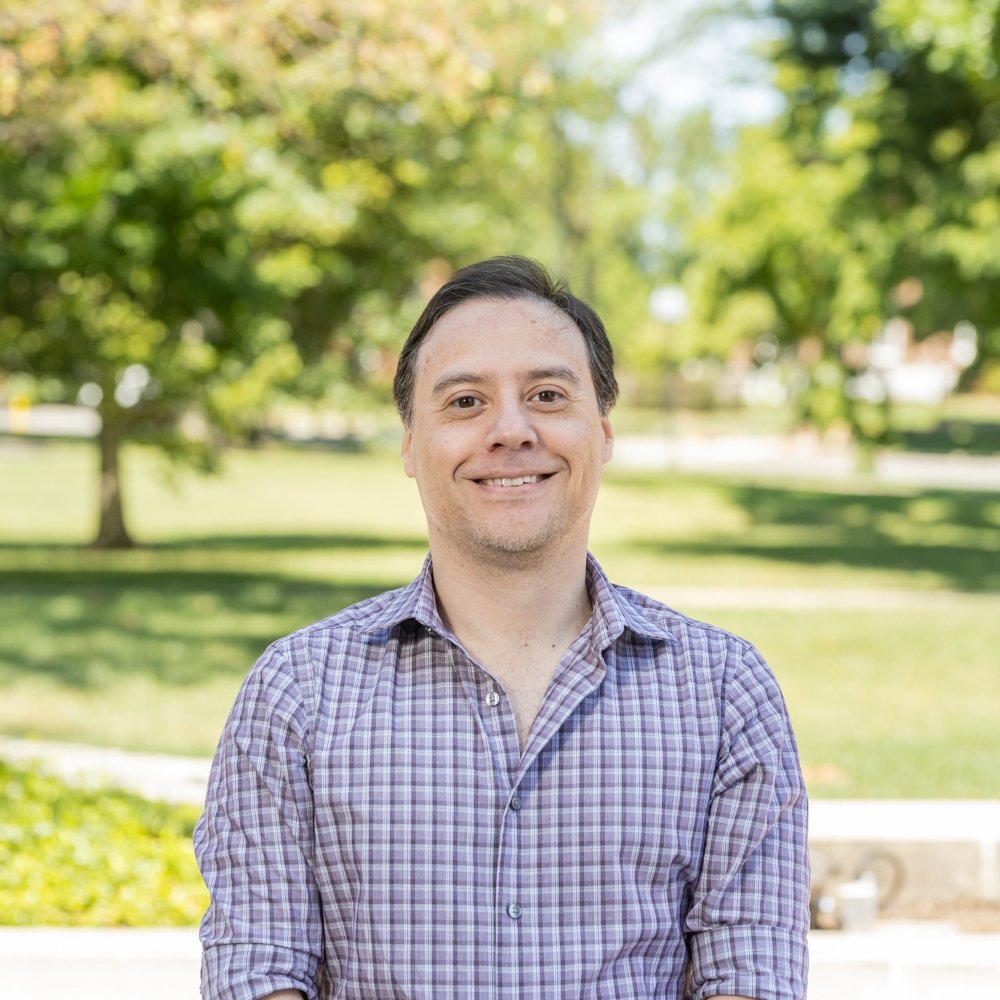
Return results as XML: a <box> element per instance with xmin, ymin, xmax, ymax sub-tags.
<box><xmin>600</xmin><ymin>416</ymin><xmax>614</xmax><ymax>465</ymax></box>
<box><xmin>401</xmin><ymin>428</ymin><xmax>416</xmax><ymax>479</ymax></box>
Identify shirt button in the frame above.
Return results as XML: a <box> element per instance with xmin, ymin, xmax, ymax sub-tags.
<box><xmin>509</xmin><ymin>795</ymin><xmax>522</xmax><ymax>811</ymax></box>
<box><xmin>507</xmin><ymin>902</ymin><xmax>522</xmax><ymax>919</ymax></box>
<box><xmin>485</xmin><ymin>691</ymin><xmax>501</xmax><ymax>707</ymax></box>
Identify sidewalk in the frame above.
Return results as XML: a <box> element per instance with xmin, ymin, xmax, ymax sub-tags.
<box><xmin>1</xmin><ymin>922</ymin><xmax>998</xmax><ymax>999</ymax></box>
<box><xmin>0</xmin><ymin>736</ymin><xmax>211</xmax><ymax>806</ymax></box>
<box><xmin>0</xmin><ymin>927</ymin><xmax>200</xmax><ymax>999</ymax></box>
<box><xmin>4</xmin><ymin>738</ymin><xmax>1000</xmax><ymax>998</ymax></box>
<box><xmin>611</xmin><ymin>432</ymin><xmax>1000</xmax><ymax>491</ymax></box>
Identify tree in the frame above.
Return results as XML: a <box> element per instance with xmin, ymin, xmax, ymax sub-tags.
<box><xmin>675</xmin><ymin>0</ymin><xmax>1000</xmax><ymax>445</ymax></box>
<box><xmin>395</xmin><ymin>3</ymin><xmax>673</xmax><ymax>391</ymax></box>
<box><xmin>1</xmin><ymin>0</ymin><xmax>633</xmax><ymax>546</ymax></box>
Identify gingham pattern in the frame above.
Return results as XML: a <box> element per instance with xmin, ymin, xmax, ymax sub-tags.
<box><xmin>195</xmin><ymin>555</ymin><xmax>809</xmax><ymax>1000</ymax></box>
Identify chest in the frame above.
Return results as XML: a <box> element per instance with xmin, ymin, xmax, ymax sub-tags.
<box><xmin>304</xmin><ymin>654</ymin><xmax>721</xmax><ymax>994</ymax></box>
<box><xmin>309</xmin><ymin>659</ymin><xmax>719</xmax><ymax>847</ymax></box>
<box><xmin>482</xmin><ymin>646</ymin><xmax>565</xmax><ymax>749</ymax></box>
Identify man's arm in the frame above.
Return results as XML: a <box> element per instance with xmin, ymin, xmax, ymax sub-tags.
<box><xmin>195</xmin><ymin>646</ymin><xmax>325</xmax><ymax>1000</ymax></box>
<box><xmin>685</xmin><ymin>643</ymin><xmax>810</xmax><ymax>1000</ymax></box>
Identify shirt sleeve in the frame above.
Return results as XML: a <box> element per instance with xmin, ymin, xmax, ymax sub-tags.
<box><xmin>194</xmin><ymin>644</ymin><xmax>325</xmax><ymax>1000</ymax></box>
<box><xmin>684</xmin><ymin>641</ymin><xmax>810</xmax><ymax>1000</ymax></box>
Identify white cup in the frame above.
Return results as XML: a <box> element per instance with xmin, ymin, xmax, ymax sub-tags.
<box><xmin>837</xmin><ymin>875</ymin><xmax>879</xmax><ymax>932</ymax></box>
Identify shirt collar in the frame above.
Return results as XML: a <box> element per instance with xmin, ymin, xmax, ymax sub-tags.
<box><xmin>585</xmin><ymin>553</ymin><xmax>680</xmax><ymax>648</ymax></box>
<box><xmin>359</xmin><ymin>554</ymin><xmax>444</xmax><ymax>635</ymax></box>
<box><xmin>361</xmin><ymin>552</ymin><xmax>678</xmax><ymax>648</ymax></box>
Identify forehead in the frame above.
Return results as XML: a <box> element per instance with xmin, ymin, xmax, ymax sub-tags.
<box><xmin>415</xmin><ymin>296</ymin><xmax>591</xmax><ymax>378</ymax></box>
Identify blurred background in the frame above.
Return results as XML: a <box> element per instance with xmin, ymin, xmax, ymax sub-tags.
<box><xmin>1</xmin><ymin>0</ymin><xmax>999</xmax><ymax>993</ymax></box>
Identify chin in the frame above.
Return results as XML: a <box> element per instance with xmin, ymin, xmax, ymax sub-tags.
<box><xmin>439</xmin><ymin>509</ymin><xmax>577</xmax><ymax>563</ymax></box>
<box><xmin>468</xmin><ymin>526</ymin><xmax>563</xmax><ymax>562</ymax></box>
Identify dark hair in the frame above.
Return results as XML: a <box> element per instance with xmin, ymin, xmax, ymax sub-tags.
<box><xmin>392</xmin><ymin>255</ymin><xmax>619</xmax><ymax>425</ymax></box>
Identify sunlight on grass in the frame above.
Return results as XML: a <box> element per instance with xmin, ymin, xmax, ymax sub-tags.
<box><xmin>0</xmin><ymin>675</ymin><xmax>242</xmax><ymax>755</ymax></box>
<box><xmin>689</xmin><ymin>606</ymin><xmax>1000</xmax><ymax>798</ymax></box>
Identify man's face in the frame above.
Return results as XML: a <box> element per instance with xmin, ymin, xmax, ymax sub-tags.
<box><xmin>401</xmin><ymin>296</ymin><xmax>614</xmax><ymax>566</ymax></box>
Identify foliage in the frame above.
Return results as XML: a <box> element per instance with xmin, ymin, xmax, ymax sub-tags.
<box><xmin>676</xmin><ymin>0</ymin><xmax>1000</xmax><ymax>445</ymax></box>
<box><xmin>0</xmin><ymin>0</ymin><xmax>659</xmax><ymax>545</ymax></box>
<box><xmin>0</xmin><ymin>759</ymin><xmax>206</xmax><ymax>925</ymax></box>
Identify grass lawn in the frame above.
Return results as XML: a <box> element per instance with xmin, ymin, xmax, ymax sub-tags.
<box><xmin>2</xmin><ymin>436</ymin><xmax>999</xmax><ymax>798</ymax></box>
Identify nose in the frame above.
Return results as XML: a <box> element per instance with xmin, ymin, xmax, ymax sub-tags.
<box><xmin>485</xmin><ymin>394</ymin><xmax>538</xmax><ymax>450</ymax></box>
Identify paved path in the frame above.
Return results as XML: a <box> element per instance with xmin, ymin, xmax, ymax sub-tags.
<box><xmin>612</xmin><ymin>433</ymin><xmax>1000</xmax><ymax>491</ymax></box>
<box><xmin>1</xmin><ymin>923</ymin><xmax>999</xmax><ymax>999</ymax></box>
<box><xmin>0</xmin><ymin>928</ymin><xmax>200</xmax><ymax>999</ymax></box>
<box><xmin>0</xmin><ymin>737</ymin><xmax>211</xmax><ymax>806</ymax></box>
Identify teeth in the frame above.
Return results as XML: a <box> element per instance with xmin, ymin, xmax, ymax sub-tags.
<box><xmin>482</xmin><ymin>475</ymin><xmax>542</xmax><ymax>487</ymax></box>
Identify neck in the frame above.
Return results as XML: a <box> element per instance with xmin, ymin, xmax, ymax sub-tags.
<box><xmin>428</xmin><ymin>541</ymin><xmax>592</xmax><ymax>653</ymax></box>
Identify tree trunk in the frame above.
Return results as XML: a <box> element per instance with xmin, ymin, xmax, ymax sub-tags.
<box><xmin>92</xmin><ymin>414</ymin><xmax>135</xmax><ymax>549</ymax></box>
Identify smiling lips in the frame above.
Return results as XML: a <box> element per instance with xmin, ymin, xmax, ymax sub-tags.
<box><xmin>476</xmin><ymin>474</ymin><xmax>551</xmax><ymax>487</ymax></box>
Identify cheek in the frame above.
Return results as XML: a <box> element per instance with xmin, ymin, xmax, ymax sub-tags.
<box><xmin>403</xmin><ymin>436</ymin><xmax>459</xmax><ymax>488</ymax></box>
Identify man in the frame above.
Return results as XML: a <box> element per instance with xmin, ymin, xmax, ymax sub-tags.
<box><xmin>195</xmin><ymin>255</ymin><xmax>810</xmax><ymax>1000</ymax></box>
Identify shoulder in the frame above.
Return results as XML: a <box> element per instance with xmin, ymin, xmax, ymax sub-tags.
<box><xmin>588</xmin><ymin>553</ymin><xmax>750</xmax><ymax>653</ymax></box>
<box><xmin>244</xmin><ymin>574</ymin><xmax>422</xmax><ymax>676</ymax></box>
<box><xmin>605</xmin><ymin>576</ymin><xmax>754</xmax><ymax>657</ymax></box>
<box><xmin>602</xmin><ymin>578</ymin><xmax>786</xmax><ymax>710</ymax></box>
<box><xmin>611</xmin><ymin>584</ymin><xmax>799</xmax><ymax>764</ymax></box>
<box><xmin>260</xmin><ymin>581</ymin><xmax>418</xmax><ymax>680</ymax></box>
<box><xmin>284</xmin><ymin>583</ymin><xmax>414</xmax><ymax>642</ymax></box>
<box><xmin>228</xmin><ymin>581</ymin><xmax>419</xmax><ymax>730</ymax></box>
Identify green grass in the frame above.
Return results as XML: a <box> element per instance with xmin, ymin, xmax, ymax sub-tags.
<box><xmin>689</xmin><ymin>606</ymin><xmax>1000</xmax><ymax>798</ymax></box>
<box><xmin>2</xmin><ymin>436</ymin><xmax>999</xmax><ymax>797</ymax></box>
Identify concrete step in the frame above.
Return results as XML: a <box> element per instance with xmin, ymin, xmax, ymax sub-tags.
<box><xmin>2</xmin><ymin>924</ymin><xmax>999</xmax><ymax>999</ymax></box>
<box><xmin>0</xmin><ymin>929</ymin><xmax>200</xmax><ymax>999</ymax></box>
<box><xmin>809</xmin><ymin>920</ymin><xmax>1000</xmax><ymax>999</ymax></box>
<box><xmin>809</xmin><ymin>800</ymin><xmax>1000</xmax><ymax>914</ymax></box>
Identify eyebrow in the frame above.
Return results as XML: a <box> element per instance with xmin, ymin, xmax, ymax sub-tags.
<box><xmin>431</xmin><ymin>366</ymin><xmax>583</xmax><ymax>397</ymax></box>
<box><xmin>431</xmin><ymin>372</ymin><xmax>490</xmax><ymax>397</ymax></box>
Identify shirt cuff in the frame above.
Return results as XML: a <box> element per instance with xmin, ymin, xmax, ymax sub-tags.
<box><xmin>687</xmin><ymin>923</ymin><xmax>808</xmax><ymax>1000</ymax></box>
<box><xmin>201</xmin><ymin>941</ymin><xmax>321</xmax><ymax>1000</ymax></box>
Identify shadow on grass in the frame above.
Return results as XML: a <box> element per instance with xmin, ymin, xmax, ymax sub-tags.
<box><xmin>0</xmin><ymin>531</ymin><xmax>428</xmax><ymax>553</ymax></box>
<box><xmin>620</xmin><ymin>480</ymin><xmax>1000</xmax><ymax>593</ymax></box>
<box><xmin>0</xmin><ymin>565</ymin><xmax>398</xmax><ymax>691</ymax></box>
<box><xmin>726</xmin><ymin>482</ymin><xmax>1000</xmax><ymax>530</ymax></box>
<box><xmin>898</xmin><ymin>419</ymin><xmax>1000</xmax><ymax>456</ymax></box>
<box><xmin>153</xmin><ymin>532</ymin><xmax>428</xmax><ymax>552</ymax></box>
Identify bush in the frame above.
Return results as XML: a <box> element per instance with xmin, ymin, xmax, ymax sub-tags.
<box><xmin>0</xmin><ymin>760</ymin><xmax>207</xmax><ymax>925</ymax></box>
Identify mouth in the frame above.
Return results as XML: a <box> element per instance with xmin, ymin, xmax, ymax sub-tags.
<box><xmin>475</xmin><ymin>473</ymin><xmax>553</xmax><ymax>487</ymax></box>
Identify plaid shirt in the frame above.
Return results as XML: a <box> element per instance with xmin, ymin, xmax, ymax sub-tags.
<box><xmin>195</xmin><ymin>555</ymin><xmax>809</xmax><ymax>999</ymax></box>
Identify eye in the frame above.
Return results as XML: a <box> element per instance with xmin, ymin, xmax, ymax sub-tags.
<box><xmin>450</xmin><ymin>395</ymin><xmax>482</xmax><ymax>410</ymax></box>
<box><xmin>531</xmin><ymin>389</ymin><xmax>563</xmax><ymax>404</ymax></box>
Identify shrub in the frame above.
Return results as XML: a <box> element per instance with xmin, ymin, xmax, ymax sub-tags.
<box><xmin>0</xmin><ymin>760</ymin><xmax>207</xmax><ymax>925</ymax></box>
